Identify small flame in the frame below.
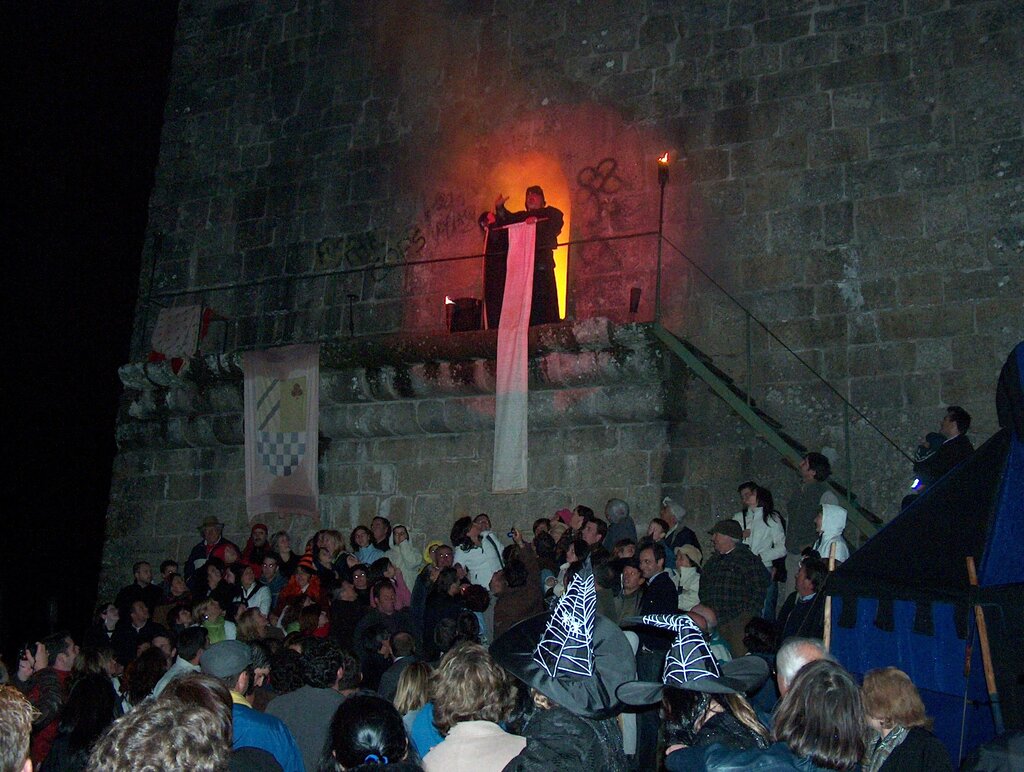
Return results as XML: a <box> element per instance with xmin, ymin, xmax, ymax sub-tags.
<box><xmin>657</xmin><ymin>152</ymin><xmax>670</xmax><ymax>165</ymax></box>
<box><xmin>445</xmin><ymin>296</ymin><xmax>455</xmax><ymax>305</ymax></box>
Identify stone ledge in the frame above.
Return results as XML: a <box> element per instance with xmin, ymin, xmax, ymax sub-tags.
<box><xmin>115</xmin><ymin>320</ymin><xmax>680</xmax><ymax>449</ymax></box>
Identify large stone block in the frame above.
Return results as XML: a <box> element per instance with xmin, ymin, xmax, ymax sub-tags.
<box><xmin>754</xmin><ymin>14</ymin><xmax>812</xmax><ymax>43</ymax></box>
<box><xmin>818</xmin><ymin>53</ymin><xmax>909</xmax><ymax>90</ymax></box>
<box><xmin>856</xmin><ymin>195</ymin><xmax>923</xmax><ymax>241</ymax></box>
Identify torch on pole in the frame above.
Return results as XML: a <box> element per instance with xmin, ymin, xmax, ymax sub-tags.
<box><xmin>655</xmin><ymin>152</ymin><xmax>669</xmax><ymax>324</ymax></box>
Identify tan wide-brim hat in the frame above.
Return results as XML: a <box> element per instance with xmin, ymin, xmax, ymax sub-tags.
<box><xmin>198</xmin><ymin>515</ymin><xmax>225</xmax><ymax>533</ymax></box>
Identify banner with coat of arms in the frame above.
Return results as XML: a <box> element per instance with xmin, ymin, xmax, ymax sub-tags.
<box><xmin>243</xmin><ymin>344</ymin><xmax>319</xmax><ymax>518</ymax></box>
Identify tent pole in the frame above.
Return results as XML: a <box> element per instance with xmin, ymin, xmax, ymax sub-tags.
<box><xmin>823</xmin><ymin>542</ymin><xmax>837</xmax><ymax>652</ymax></box>
<box><xmin>959</xmin><ymin>625</ymin><xmax>974</xmax><ymax>766</ymax></box>
<box><xmin>966</xmin><ymin>556</ymin><xmax>1005</xmax><ymax>735</ymax></box>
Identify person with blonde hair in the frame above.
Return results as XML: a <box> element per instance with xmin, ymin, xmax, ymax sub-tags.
<box><xmin>394</xmin><ymin>660</ymin><xmax>433</xmax><ymax>733</ymax></box>
<box><xmin>422</xmin><ymin>642</ymin><xmax>523</xmax><ymax>771</ymax></box>
<box><xmin>236</xmin><ymin>607</ymin><xmax>271</xmax><ymax>642</ymax></box>
<box><xmin>861</xmin><ymin>667</ymin><xmax>952</xmax><ymax>771</ymax></box>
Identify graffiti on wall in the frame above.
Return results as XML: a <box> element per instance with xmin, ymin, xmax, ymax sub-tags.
<box><xmin>315</xmin><ymin>225</ymin><xmax>426</xmax><ymax>285</ymax></box>
<box><xmin>420</xmin><ymin>191</ymin><xmax>476</xmax><ymax>245</ymax></box>
<box><xmin>575</xmin><ymin>157</ymin><xmax>631</xmax><ymax>228</ymax></box>
<box><xmin>576</xmin><ymin>157</ymin><xmax>624</xmax><ymax>201</ymax></box>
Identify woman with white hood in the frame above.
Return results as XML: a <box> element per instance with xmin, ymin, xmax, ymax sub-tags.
<box><xmin>812</xmin><ymin>503</ymin><xmax>850</xmax><ymax>563</ymax></box>
<box><xmin>386</xmin><ymin>523</ymin><xmax>424</xmax><ymax>590</ymax></box>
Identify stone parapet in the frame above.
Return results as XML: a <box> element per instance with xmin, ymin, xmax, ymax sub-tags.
<box><xmin>116</xmin><ymin>319</ymin><xmax>669</xmax><ymax>447</ymax></box>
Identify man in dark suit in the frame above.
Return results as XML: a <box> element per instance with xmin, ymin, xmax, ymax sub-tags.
<box><xmin>913</xmin><ymin>405</ymin><xmax>974</xmax><ymax>489</ymax></box>
<box><xmin>111</xmin><ymin>600</ymin><xmax>166</xmax><ymax>665</ymax></box>
<box><xmin>376</xmin><ymin>631</ymin><xmax>418</xmax><ymax>702</ymax></box>
<box><xmin>113</xmin><ymin>561</ymin><xmax>164</xmax><ymax>618</ymax></box>
<box><xmin>634</xmin><ymin>543</ymin><xmax>679</xmax><ymax>771</ymax></box>
<box><xmin>777</xmin><ymin>557</ymin><xmax>827</xmax><ymax>642</ymax></box>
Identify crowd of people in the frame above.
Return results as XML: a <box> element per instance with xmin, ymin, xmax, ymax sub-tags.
<box><xmin>5</xmin><ymin>447</ymin><xmax>966</xmax><ymax>772</ymax></box>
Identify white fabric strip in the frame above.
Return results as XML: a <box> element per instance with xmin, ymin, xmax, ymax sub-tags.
<box><xmin>492</xmin><ymin>221</ymin><xmax>536</xmax><ymax>493</ymax></box>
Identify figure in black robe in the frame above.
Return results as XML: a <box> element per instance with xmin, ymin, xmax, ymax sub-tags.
<box><xmin>483</xmin><ymin>185</ymin><xmax>563</xmax><ymax>327</ymax></box>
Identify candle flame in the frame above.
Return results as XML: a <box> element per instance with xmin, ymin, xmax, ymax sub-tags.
<box><xmin>445</xmin><ymin>296</ymin><xmax>455</xmax><ymax>305</ymax></box>
<box><xmin>658</xmin><ymin>152</ymin><xmax>670</xmax><ymax>164</ymax></box>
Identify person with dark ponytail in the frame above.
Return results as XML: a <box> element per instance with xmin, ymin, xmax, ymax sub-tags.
<box><xmin>318</xmin><ymin>694</ymin><xmax>422</xmax><ymax>771</ymax></box>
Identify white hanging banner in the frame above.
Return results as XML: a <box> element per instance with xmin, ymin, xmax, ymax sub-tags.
<box><xmin>492</xmin><ymin>221</ymin><xmax>535</xmax><ymax>493</ymax></box>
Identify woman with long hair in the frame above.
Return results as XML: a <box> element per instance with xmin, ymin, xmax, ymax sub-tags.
<box><xmin>450</xmin><ymin>516</ymin><xmax>503</xmax><ymax>588</ymax></box>
<box><xmin>42</xmin><ymin>673</ymin><xmax>119</xmax><ymax>771</ymax></box>
<box><xmin>861</xmin><ymin>667</ymin><xmax>952</xmax><ymax>772</ymax></box>
<box><xmin>233</xmin><ymin>563</ymin><xmax>271</xmax><ymax>616</ymax></box>
<box><xmin>386</xmin><ymin>524</ymin><xmax>424</xmax><ymax>591</ymax></box>
<box><xmin>368</xmin><ymin>556</ymin><xmax>412</xmax><ymax>610</ymax></box>
<box><xmin>271</xmin><ymin>530</ymin><xmax>299</xmax><ymax>578</ymax></box>
<box><xmin>236</xmin><ymin>607</ymin><xmax>271</xmax><ymax>642</ymax></box>
<box><xmin>736</xmin><ymin>485</ymin><xmax>788</xmax><ymax>621</ymax></box>
<box><xmin>351</xmin><ymin>525</ymin><xmax>386</xmax><ymax>566</ymax></box>
<box><xmin>663</xmin><ymin>687</ymin><xmax>770</xmax><ymax>754</ymax></box>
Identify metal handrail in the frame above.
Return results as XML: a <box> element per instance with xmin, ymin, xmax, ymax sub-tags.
<box><xmin>145</xmin><ymin>230</ymin><xmax>659</xmax><ymax>301</ymax></box>
<box><xmin>657</xmin><ymin>234</ymin><xmax>913</xmax><ymax>464</ymax></box>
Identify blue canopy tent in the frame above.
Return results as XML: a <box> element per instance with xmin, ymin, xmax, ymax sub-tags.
<box><xmin>828</xmin><ymin>342</ymin><xmax>1024</xmax><ymax>763</ymax></box>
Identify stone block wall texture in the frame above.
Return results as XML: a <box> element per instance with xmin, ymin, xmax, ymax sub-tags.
<box><xmin>102</xmin><ymin>321</ymin><xmax>680</xmax><ymax>594</ymax></box>
<box><xmin>105</xmin><ymin>0</ymin><xmax>1023</xmax><ymax>588</ymax></box>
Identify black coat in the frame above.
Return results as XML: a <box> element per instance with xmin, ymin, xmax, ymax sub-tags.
<box><xmin>492</xmin><ymin>203</ymin><xmax>564</xmax><ymax>326</ymax></box>
<box><xmin>113</xmin><ymin>582</ymin><xmax>164</xmax><ymax>618</ymax></box>
<box><xmin>503</xmin><ymin>705</ymin><xmax>627</xmax><ymax>772</ymax></box>
<box><xmin>875</xmin><ymin>726</ymin><xmax>953</xmax><ymax>772</ymax></box>
<box><xmin>636</xmin><ymin>572</ymin><xmax>679</xmax><ymax>651</ymax></box>
<box><xmin>110</xmin><ymin>620</ymin><xmax>165</xmax><ymax>665</ymax></box>
<box><xmin>913</xmin><ymin>433</ymin><xmax>974</xmax><ymax>487</ymax></box>
<box><xmin>776</xmin><ymin>591</ymin><xmax>825</xmax><ymax>641</ymax></box>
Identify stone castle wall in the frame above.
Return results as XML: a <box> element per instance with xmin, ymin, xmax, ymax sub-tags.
<box><xmin>102</xmin><ymin>321</ymin><xmax>684</xmax><ymax>593</ymax></box>
<box><xmin>104</xmin><ymin>0</ymin><xmax>1022</xmax><ymax>589</ymax></box>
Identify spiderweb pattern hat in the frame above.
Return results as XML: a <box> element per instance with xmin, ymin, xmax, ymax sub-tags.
<box><xmin>616</xmin><ymin>614</ymin><xmax>769</xmax><ymax>705</ymax></box>
<box><xmin>533</xmin><ymin>566</ymin><xmax>595</xmax><ymax>678</ymax></box>
<box><xmin>491</xmin><ymin>559</ymin><xmax>635</xmax><ymax>719</ymax></box>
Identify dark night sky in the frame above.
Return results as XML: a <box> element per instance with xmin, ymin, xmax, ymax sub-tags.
<box><xmin>3</xmin><ymin>2</ymin><xmax>179</xmax><ymax>660</ymax></box>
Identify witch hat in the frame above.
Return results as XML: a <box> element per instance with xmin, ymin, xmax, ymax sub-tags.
<box><xmin>491</xmin><ymin>559</ymin><xmax>635</xmax><ymax>719</ymax></box>
<box><xmin>616</xmin><ymin>614</ymin><xmax>768</xmax><ymax>705</ymax></box>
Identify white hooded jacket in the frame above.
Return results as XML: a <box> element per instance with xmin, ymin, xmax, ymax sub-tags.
<box><xmin>813</xmin><ymin>503</ymin><xmax>850</xmax><ymax>563</ymax></box>
<box><xmin>733</xmin><ymin>506</ymin><xmax>787</xmax><ymax>569</ymax></box>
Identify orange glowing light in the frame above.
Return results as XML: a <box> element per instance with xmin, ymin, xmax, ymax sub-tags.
<box><xmin>658</xmin><ymin>152</ymin><xmax>670</xmax><ymax>165</ymax></box>
<box><xmin>486</xmin><ymin>153</ymin><xmax>571</xmax><ymax>320</ymax></box>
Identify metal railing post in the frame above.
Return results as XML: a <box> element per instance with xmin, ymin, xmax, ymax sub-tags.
<box><xmin>564</xmin><ymin>240</ymin><xmax>572</xmax><ymax>321</ymax></box>
<box><xmin>745</xmin><ymin>311</ymin><xmax>752</xmax><ymax>406</ymax></box>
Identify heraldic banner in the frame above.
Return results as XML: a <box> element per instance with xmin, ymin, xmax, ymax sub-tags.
<box><xmin>243</xmin><ymin>344</ymin><xmax>319</xmax><ymax>518</ymax></box>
